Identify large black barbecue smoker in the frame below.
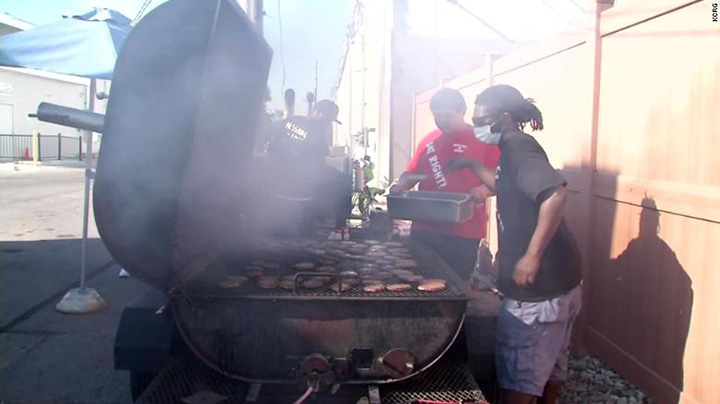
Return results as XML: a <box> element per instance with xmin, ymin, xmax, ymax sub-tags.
<box><xmin>33</xmin><ymin>0</ymin><xmax>500</xmax><ymax>402</ymax></box>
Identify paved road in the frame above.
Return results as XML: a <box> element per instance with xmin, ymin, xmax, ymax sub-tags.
<box><xmin>0</xmin><ymin>267</ymin><xmax>150</xmax><ymax>404</ymax></box>
<box><xmin>0</xmin><ymin>163</ymin><xmax>109</xmax><ymax>328</ymax></box>
<box><xmin>0</xmin><ymin>162</ymin><xmax>97</xmax><ymax>242</ymax></box>
<box><xmin>0</xmin><ymin>162</ymin><xmax>150</xmax><ymax>403</ymax></box>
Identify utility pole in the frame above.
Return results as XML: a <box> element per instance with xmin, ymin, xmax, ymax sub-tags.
<box><xmin>314</xmin><ymin>59</ymin><xmax>318</xmax><ymax>101</ymax></box>
<box><xmin>249</xmin><ymin>0</ymin><xmax>264</xmax><ymax>35</ymax></box>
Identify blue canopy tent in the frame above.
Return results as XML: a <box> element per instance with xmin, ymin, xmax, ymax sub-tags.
<box><xmin>0</xmin><ymin>9</ymin><xmax>133</xmax><ymax>314</ymax></box>
<box><xmin>0</xmin><ymin>9</ymin><xmax>131</xmax><ymax>79</ymax></box>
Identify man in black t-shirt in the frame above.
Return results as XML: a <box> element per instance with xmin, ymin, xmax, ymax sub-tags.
<box><xmin>270</xmin><ymin>99</ymin><xmax>339</xmax><ymax>159</ymax></box>
<box><xmin>268</xmin><ymin>99</ymin><xmax>350</xmax><ymax>229</ymax></box>
<box><xmin>448</xmin><ymin>85</ymin><xmax>582</xmax><ymax>404</ymax></box>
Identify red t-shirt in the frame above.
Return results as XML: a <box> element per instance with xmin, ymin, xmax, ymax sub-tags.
<box><xmin>406</xmin><ymin>124</ymin><xmax>500</xmax><ymax>239</ymax></box>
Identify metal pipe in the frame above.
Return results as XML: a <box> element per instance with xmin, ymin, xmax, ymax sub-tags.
<box><xmin>30</xmin><ymin>102</ymin><xmax>105</xmax><ymax>134</ymax></box>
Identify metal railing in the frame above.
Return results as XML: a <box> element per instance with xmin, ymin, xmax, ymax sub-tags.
<box><xmin>0</xmin><ymin>134</ymin><xmax>32</xmax><ymax>160</ymax></box>
<box><xmin>0</xmin><ymin>133</ymin><xmax>82</xmax><ymax>161</ymax></box>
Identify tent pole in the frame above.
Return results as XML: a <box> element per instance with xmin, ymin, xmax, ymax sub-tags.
<box><xmin>56</xmin><ymin>78</ymin><xmax>106</xmax><ymax>314</ymax></box>
<box><xmin>79</xmin><ymin>78</ymin><xmax>96</xmax><ymax>291</ymax></box>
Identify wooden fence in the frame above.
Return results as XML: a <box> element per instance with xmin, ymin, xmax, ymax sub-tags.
<box><xmin>411</xmin><ymin>1</ymin><xmax>720</xmax><ymax>403</ymax></box>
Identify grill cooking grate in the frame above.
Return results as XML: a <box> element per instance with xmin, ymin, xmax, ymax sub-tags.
<box><xmin>182</xmin><ymin>242</ymin><xmax>466</xmax><ymax>300</ymax></box>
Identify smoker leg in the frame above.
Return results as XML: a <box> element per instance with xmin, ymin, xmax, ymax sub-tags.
<box><xmin>245</xmin><ymin>383</ymin><xmax>262</xmax><ymax>402</ymax></box>
<box><xmin>130</xmin><ymin>371</ymin><xmax>157</xmax><ymax>401</ymax></box>
<box><xmin>368</xmin><ymin>385</ymin><xmax>381</xmax><ymax>404</ymax></box>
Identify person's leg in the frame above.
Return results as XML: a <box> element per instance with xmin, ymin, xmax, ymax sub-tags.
<box><xmin>427</xmin><ymin>235</ymin><xmax>479</xmax><ymax>282</ymax></box>
<box><xmin>328</xmin><ymin>169</ymin><xmax>352</xmax><ymax>228</ymax></box>
<box><xmin>495</xmin><ymin>298</ymin><xmax>550</xmax><ymax>402</ymax></box>
<box><xmin>317</xmin><ymin>166</ymin><xmax>352</xmax><ymax>229</ymax></box>
<box><xmin>539</xmin><ymin>284</ymin><xmax>583</xmax><ymax>404</ymax></box>
<box><xmin>537</xmin><ymin>379</ymin><xmax>563</xmax><ymax>404</ymax></box>
<box><xmin>409</xmin><ymin>230</ymin><xmax>431</xmax><ymax>245</ymax></box>
<box><xmin>449</xmin><ymin>236</ymin><xmax>480</xmax><ymax>282</ymax></box>
<box><xmin>501</xmin><ymin>389</ymin><xmax>536</xmax><ymax>404</ymax></box>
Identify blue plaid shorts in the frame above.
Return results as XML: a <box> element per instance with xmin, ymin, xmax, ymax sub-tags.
<box><xmin>495</xmin><ymin>283</ymin><xmax>583</xmax><ymax>396</ymax></box>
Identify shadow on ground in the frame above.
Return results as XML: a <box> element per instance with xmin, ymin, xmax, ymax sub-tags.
<box><xmin>0</xmin><ymin>238</ymin><xmax>151</xmax><ymax>403</ymax></box>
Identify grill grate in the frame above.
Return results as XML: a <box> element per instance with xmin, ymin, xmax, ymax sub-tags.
<box><xmin>136</xmin><ymin>359</ymin><xmax>247</xmax><ymax>404</ymax></box>
<box><xmin>381</xmin><ymin>357</ymin><xmax>486</xmax><ymax>403</ymax></box>
<box><xmin>136</xmin><ymin>357</ymin><xmax>486</xmax><ymax>403</ymax></box>
<box><xmin>182</xmin><ymin>243</ymin><xmax>466</xmax><ymax>300</ymax></box>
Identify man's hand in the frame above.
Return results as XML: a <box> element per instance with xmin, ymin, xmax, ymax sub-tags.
<box><xmin>446</xmin><ymin>157</ymin><xmax>478</xmax><ymax>172</ymax></box>
<box><xmin>512</xmin><ymin>253</ymin><xmax>541</xmax><ymax>287</ymax></box>
<box><xmin>469</xmin><ymin>186</ymin><xmax>492</xmax><ymax>203</ymax></box>
<box><xmin>389</xmin><ymin>172</ymin><xmax>426</xmax><ymax>194</ymax></box>
<box><xmin>389</xmin><ymin>183</ymin><xmax>405</xmax><ymax>195</ymax></box>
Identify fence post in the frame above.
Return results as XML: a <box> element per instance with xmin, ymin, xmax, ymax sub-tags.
<box><xmin>79</xmin><ymin>135</ymin><xmax>82</xmax><ymax>161</ymax></box>
<box><xmin>32</xmin><ymin>132</ymin><xmax>40</xmax><ymax>165</ymax></box>
<box><xmin>58</xmin><ymin>133</ymin><xmax>62</xmax><ymax>160</ymax></box>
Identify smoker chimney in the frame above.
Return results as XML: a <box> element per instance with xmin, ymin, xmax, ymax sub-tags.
<box><xmin>284</xmin><ymin>88</ymin><xmax>295</xmax><ymax>118</ymax></box>
<box><xmin>306</xmin><ymin>92</ymin><xmax>316</xmax><ymax>117</ymax></box>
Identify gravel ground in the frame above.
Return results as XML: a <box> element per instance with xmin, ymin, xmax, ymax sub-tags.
<box><xmin>560</xmin><ymin>355</ymin><xmax>652</xmax><ymax>404</ymax></box>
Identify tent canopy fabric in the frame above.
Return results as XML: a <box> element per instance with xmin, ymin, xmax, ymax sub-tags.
<box><xmin>0</xmin><ymin>8</ymin><xmax>131</xmax><ymax>79</ymax></box>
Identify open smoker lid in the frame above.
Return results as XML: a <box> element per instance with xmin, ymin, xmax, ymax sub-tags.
<box><xmin>93</xmin><ymin>0</ymin><xmax>272</xmax><ymax>290</ymax></box>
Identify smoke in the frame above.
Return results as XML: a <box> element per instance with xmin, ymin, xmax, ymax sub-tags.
<box><xmin>94</xmin><ymin>0</ymin><xmax>350</xmax><ymax>289</ymax></box>
<box><xmin>93</xmin><ymin>0</ymin><xmax>273</xmax><ymax>288</ymax></box>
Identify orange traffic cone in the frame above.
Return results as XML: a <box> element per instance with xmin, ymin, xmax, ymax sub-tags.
<box><xmin>23</xmin><ymin>147</ymin><xmax>30</xmax><ymax>160</ymax></box>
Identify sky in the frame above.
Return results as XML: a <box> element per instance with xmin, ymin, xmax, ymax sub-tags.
<box><xmin>0</xmin><ymin>0</ymin><xmax>585</xmax><ymax>111</ymax></box>
<box><xmin>0</xmin><ymin>0</ymin><xmax>352</xmax><ymax>111</ymax></box>
<box><xmin>262</xmin><ymin>0</ymin><xmax>352</xmax><ymax>111</ymax></box>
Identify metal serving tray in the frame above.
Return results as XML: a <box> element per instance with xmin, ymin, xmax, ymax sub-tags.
<box><xmin>387</xmin><ymin>191</ymin><xmax>475</xmax><ymax>224</ymax></box>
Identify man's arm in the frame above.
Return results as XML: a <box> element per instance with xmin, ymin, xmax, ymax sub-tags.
<box><xmin>469</xmin><ymin>184</ymin><xmax>494</xmax><ymax>202</ymax></box>
<box><xmin>471</xmin><ymin>165</ymin><xmax>497</xmax><ymax>192</ymax></box>
<box><xmin>512</xmin><ymin>186</ymin><xmax>567</xmax><ymax>286</ymax></box>
<box><xmin>389</xmin><ymin>171</ymin><xmax>424</xmax><ymax>194</ymax></box>
<box><xmin>446</xmin><ymin>158</ymin><xmax>496</xmax><ymax>191</ymax></box>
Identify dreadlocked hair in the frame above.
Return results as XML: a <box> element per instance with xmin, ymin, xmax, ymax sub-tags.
<box><xmin>475</xmin><ymin>85</ymin><xmax>544</xmax><ymax>131</ymax></box>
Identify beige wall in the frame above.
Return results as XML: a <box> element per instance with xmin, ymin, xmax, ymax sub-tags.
<box><xmin>334</xmin><ymin>0</ymin><xmax>512</xmax><ymax>185</ymax></box>
<box><xmin>334</xmin><ymin>0</ymin><xmax>393</xmax><ymax>184</ymax></box>
<box><xmin>412</xmin><ymin>1</ymin><xmax>720</xmax><ymax>402</ymax></box>
<box><xmin>0</xmin><ymin>68</ymin><xmax>87</xmax><ymax>136</ymax></box>
<box><xmin>0</xmin><ymin>67</ymin><xmax>110</xmax><ymax>153</ymax></box>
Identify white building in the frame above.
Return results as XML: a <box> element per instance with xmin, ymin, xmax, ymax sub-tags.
<box><xmin>0</xmin><ymin>13</ymin><xmax>109</xmax><ymax>160</ymax></box>
<box><xmin>333</xmin><ymin>0</ymin><xmax>586</xmax><ymax>184</ymax></box>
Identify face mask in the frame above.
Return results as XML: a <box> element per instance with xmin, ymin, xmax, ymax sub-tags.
<box><xmin>474</xmin><ymin>124</ymin><xmax>502</xmax><ymax>145</ymax></box>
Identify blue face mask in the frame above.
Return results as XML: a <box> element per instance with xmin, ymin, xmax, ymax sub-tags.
<box><xmin>474</xmin><ymin>125</ymin><xmax>502</xmax><ymax>145</ymax></box>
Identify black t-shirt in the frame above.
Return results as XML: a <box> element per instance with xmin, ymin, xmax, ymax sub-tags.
<box><xmin>269</xmin><ymin>116</ymin><xmax>330</xmax><ymax>159</ymax></box>
<box><xmin>495</xmin><ymin>133</ymin><xmax>582</xmax><ymax>302</ymax></box>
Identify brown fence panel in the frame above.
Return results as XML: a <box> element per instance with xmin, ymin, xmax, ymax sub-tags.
<box><xmin>408</xmin><ymin>1</ymin><xmax>720</xmax><ymax>402</ymax></box>
<box><xmin>588</xmin><ymin>1</ymin><xmax>720</xmax><ymax>403</ymax></box>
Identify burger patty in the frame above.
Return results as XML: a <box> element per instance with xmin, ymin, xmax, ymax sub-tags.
<box><xmin>363</xmin><ymin>283</ymin><xmax>386</xmax><ymax>293</ymax></box>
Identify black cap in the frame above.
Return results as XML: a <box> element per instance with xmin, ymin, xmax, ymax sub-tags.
<box><xmin>315</xmin><ymin>99</ymin><xmax>342</xmax><ymax>124</ymax></box>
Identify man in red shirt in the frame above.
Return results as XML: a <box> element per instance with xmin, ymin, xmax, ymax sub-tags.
<box><xmin>390</xmin><ymin>88</ymin><xmax>500</xmax><ymax>281</ymax></box>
